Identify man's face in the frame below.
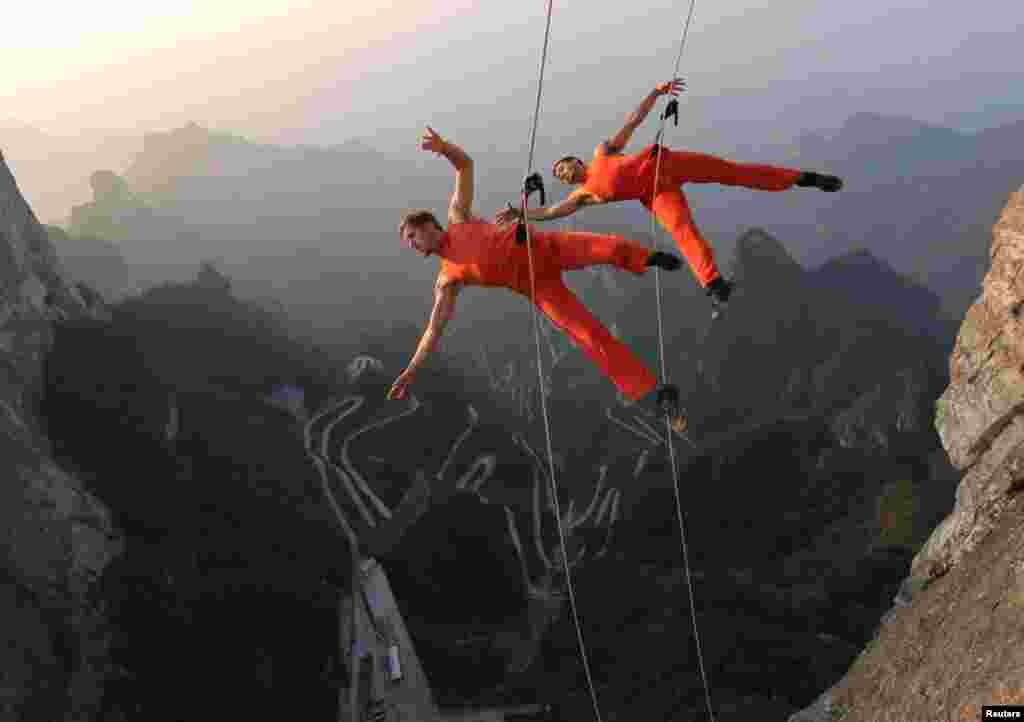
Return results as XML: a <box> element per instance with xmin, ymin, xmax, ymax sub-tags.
<box><xmin>554</xmin><ymin>158</ymin><xmax>585</xmax><ymax>185</ymax></box>
<box><xmin>402</xmin><ymin>222</ymin><xmax>441</xmax><ymax>257</ymax></box>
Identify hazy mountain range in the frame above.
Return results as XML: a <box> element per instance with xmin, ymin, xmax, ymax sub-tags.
<box><xmin>8</xmin><ymin>110</ymin><xmax>1019</xmax><ymax>327</ymax></box>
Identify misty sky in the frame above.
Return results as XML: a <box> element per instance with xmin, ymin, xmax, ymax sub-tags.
<box><xmin>3</xmin><ymin>0</ymin><xmax>1022</xmax><ymax>156</ymax></box>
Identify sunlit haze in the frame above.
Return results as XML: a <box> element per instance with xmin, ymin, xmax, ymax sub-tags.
<box><xmin>4</xmin><ymin>0</ymin><xmax>1021</xmax><ymax>146</ymax></box>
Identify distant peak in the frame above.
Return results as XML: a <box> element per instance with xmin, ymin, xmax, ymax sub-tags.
<box><xmin>736</xmin><ymin>227</ymin><xmax>795</xmax><ymax>260</ymax></box>
<box><xmin>335</xmin><ymin>138</ymin><xmax>377</xmax><ymax>153</ymax></box>
<box><xmin>144</xmin><ymin>121</ymin><xmax>205</xmax><ymax>137</ymax></box>
<box><xmin>732</xmin><ymin>227</ymin><xmax>803</xmax><ymax>278</ymax></box>
<box><xmin>141</xmin><ymin>123</ymin><xmax>246</xmax><ymax>148</ymax></box>
<box><xmin>0</xmin><ymin>117</ymin><xmax>40</xmax><ymax>133</ymax></box>
<box><xmin>812</xmin><ymin>248</ymin><xmax>937</xmax><ymax>305</ymax></box>
<box><xmin>839</xmin><ymin>112</ymin><xmax>963</xmax><ymax>140</ymax></box>
<box><xmin>834</xmin><ymin>248</ymin><xmax>884</xmax><ymax>266</ymax></box>
<box><xmin>814</xmin><ymin>247</ymin><xmax>895</xmax><ymax>274</ymax></box>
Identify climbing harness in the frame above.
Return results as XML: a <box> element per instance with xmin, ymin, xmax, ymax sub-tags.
<box><xmin>517</xmin><ymin>3</ymin><xmax>605</xmax><ymax>721</ymax></box>
<box><xmin>647</xmin><ymin>0</ymin><xmax>718</xmax><ymax>718</ymax></box>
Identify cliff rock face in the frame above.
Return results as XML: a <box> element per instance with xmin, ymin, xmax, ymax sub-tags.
<box><xmin>788</xmin><ymin>186</ymin><xmax>1024</xmax><ymax>722</ymax></box>
<box><xmin>1</xmin><ymin>154</ymin><xmax>102</xmax><ymax>321</ymax></box>
<box><xmin>915</xmin><ymin>186</ymin><xmax>1024</xmax><ymax>579</ymax></box>
<box><xmin>1</xmin><ymin>149</ymin><xmax>120</xmax><ymax>720</ymax></box>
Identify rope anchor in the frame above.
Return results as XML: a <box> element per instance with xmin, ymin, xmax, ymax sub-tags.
<box><xmin>663</xmin><ymin>98</ymin><xmax>679</xmax><ymax>125</ymax></box>
<box><xmin>652</xmin><ymin>99</ymin><xmax>680</xmax><ymax>149</ymax></box>
<box><xmin>523</xmin><ymin>171</ymin><xmax>546</xmax><ymax>205</ymax></box>
<box><xmin>516</xmin><ymin>172</ymin><xmax>547</xmax><ymax>244</ymax></box>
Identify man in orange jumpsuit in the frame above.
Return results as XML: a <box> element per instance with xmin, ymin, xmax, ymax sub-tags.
<box><xmin>388</xmin><ymin>126</ymin><xmax>687</xmax><ymax>431</ymax></box>
<box><xmin>496</xmin><ymin>78</ymin><xmax>842</xmax><ymax>315</ymax></box>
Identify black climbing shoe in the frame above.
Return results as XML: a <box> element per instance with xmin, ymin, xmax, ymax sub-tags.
<box><xmin>646</xmin><ymin>251</ymin><xmax>682</xmax><ymax>271</ymax></box>
<box><xmin>656</xmin><ymin>384</ymin><xmax>679</xmax><ymax>413</ymax></box>
<box><xmin>706</xmin><ymin>276</ymin><xmax>733</xmax><ymax>319</ymax></box>
<box><xmin>655</xmin><ymin>384</ymin><xmax>689</xmax><ymax>435</ymax></box>
<box><xmin>796</xmin><ymin>171</ymin><xmax>843</xmax><ymax>192</ymax></box>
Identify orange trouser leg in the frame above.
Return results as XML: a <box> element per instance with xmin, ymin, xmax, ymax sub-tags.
<box><xmin>537</xmin><ymin>229</ymin><xmax>650</xmax><ymax>274</ymax></box>
<box><xmin>663</xmin><ymin>149</ymin><xmax>801</xmax><ymax>190</ymax></box>
<box><xmin>645</xmin><ymin>189</ymin><xmax>720</xmax><ymax>288</ymax></box>
<box><xmin>533</xmin><ymin>279</ymin><xmax>657</xmax><ymax>401</ymax></box>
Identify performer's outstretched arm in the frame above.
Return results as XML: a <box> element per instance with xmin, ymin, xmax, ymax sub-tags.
<box><xmin>388</xmin><ymin>282</ymin><xmax>461</xmax><ymax>400</ymax></box>
<box><xmin>495</xmin><ymin>188</ymin><xmax>602</xmax><ymax>225</ymax></box>
<box><xmin>604</xmin><ymin>77</ymin><xmax>685</xmax><ymax>154</ymax></box>
<box><xmin>420</xmin><ymin>126</ymin><xmax>476</xmax><ymax>223</ymax></box>
<box><xmin>500</xmin><ymin>190</ymin><xmax>591</xmax><ymax>224</ymax></box>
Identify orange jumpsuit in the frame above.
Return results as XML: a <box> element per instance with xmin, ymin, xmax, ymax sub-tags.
<box><xmin>436</xmin><ymin>219</ymin><xmax>657</xmax><ymax>401</ymax></box>
<box><xmin>581</xmin><ymin>143</ymin><xmax>801</xmax><ymax>288</ymax></box>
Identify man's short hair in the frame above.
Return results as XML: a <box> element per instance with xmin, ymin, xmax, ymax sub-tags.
<box><xmin>552</xmin><ymin>156</ymin><xmax>583</xmax><ymax>176</ymax></box>
<box><xmin>399</xmin><ymin>209</ymin><xmax>443</xmax><ymax>235</ymax></box>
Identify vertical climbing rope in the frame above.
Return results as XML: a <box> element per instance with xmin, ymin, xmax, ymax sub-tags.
<box><xmin>519</xmin><ymin>3</ymin><xmax>605</xmax><ymax>721</ymax></box>
<box><xmin>647</xmin><ymin>1</ymin><xmax>718</xmax><ymax>720</ymax></box>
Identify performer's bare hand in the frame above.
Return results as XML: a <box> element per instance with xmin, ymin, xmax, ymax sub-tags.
<box><xmin>655</xmin><ymin>78</ymin><xmax>686</xmax><ymax>96</ymax></box>
<box><xmin>495</xmin><ymin>203</ymin><xmax>522</xmax><ymax>226</ymax></box>
<box><xmin>420</xmin><ymin>126</ymin><xmax>446</xmax><ymax>154</ymax></box>
<box><xmin>387</xmin><ymin>369</ymin><xmax>416</xmax><ymax>400</ymax></box>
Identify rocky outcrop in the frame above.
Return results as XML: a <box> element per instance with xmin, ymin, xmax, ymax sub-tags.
<box><xmin>914</xmin><ymin>186</ymin><xmax>1024</xmax><ymax>579</ymax></box>
<box><xmin>123</xmin><ymin>122</ymin><xmax>220</xmax><ymax>197</ymax></box>
<box><xmin>68</xmin><ymin>170</ymin><xmax>154</xmax><ymax>245</ymax></box>
<box><xmin>1</xmin><ymin>156</ymin><xmax>101</xmax><ymax>321</ymax></box>
<box><xmin>691</xmin><ymin>227</ymin><xmax>949</xmax><ymax>433</ymax></box>
<box><xmin>830</xmin><ymin>363</ymin><xmax>938</xmax><ymax>455</ymax></box>
<box><xmin>781</xmin><ymin>185</ymin><xmax>1024</xmax><ymax>722</ymax></box>
<box><xmin>1</xmin><ymin>149</ymin><xmax>120</xmax><ymax>720</ymax></box>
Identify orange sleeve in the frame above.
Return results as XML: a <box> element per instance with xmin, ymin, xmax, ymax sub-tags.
<box><xmin>436</xmin><ymin>260</ymin><xmax>460</xmax><ymax>290</ymax></box>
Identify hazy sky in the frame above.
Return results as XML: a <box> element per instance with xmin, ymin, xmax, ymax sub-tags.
<box><xmin>3</xmin><ymin>0</ymin><xmax>1021</xmax><ymax>155</ymax></box>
